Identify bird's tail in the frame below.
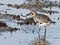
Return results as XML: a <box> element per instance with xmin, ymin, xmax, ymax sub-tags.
<box><xmin>51</xmin><ymin>21</ymin><xmax>56</xmax><ymax>25</ymax></box>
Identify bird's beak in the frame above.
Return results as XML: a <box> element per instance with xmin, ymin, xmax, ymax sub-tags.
<box><xmin>26</xmin><ymin>13</ymin><xmax>30</xmax><ymax>16</ymax></box>
<box><xmin>26</xmin><ymin>12</ymin><xmax>32</xmax><ymax>16</ymax></box>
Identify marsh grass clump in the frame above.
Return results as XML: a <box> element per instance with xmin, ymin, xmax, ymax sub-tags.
<box><xmin>7</xmin><ymin>4</ymin><xmax>13</xmax><ymax>7</ymax></box>
<box><xmin>0</xmin><ymin>21</ymin><xmax>7</xmax><ymax>27</ymax></box>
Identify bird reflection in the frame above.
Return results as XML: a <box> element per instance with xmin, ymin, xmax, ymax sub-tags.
<box><xmin>30</xmin><ymin>29</ymin><xmax>50</xmax><ymax>45</ymax></box>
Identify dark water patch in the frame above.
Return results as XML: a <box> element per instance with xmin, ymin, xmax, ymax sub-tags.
<box><xmin>5</xmin><ymin>9</ymin><xmax>13</xmax><ymax>10</ymax></box>
<box><xmin>57</xmin><ymin>17</ymin><xmax>60</xmax><ymax>20</ymax></box>
<box><xmin>4</xmin><ymin>37</ymin><xmax>6</xmax><ymax>39</ymax></box>
<box><xmin>0</xmin><ymin>34</ymin><xmax>2</xmax><ymax>35</ymax></box>
<box><xmin>0</xmin><ymin>3</ymin><xmax>6</xmax><ymax>5</ymax></box>
<box><xmin>53</xmin><ymin>36</ymin><xmax>60</xmax><ymax>39</ymax></box>
<box><xmin>32</xmin><ymin>30</ymin><xmax>34</xmax><ymax>34</ymax></box>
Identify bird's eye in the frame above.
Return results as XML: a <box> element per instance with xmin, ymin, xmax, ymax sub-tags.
<box><xmin>31</xmin><ymin>13</ymin><xmax>33</xmax><ymax>15</ymax></box>
<box><xmin>39</xmin><ymin>17</ymin><xmax>40</xmax><ymax>19</ymax></box>
<box><xmin>30</xmin><ymin>12</ymin><xmax>33</xmax><ymax>15</ymax></box>
<box><xmin>37</xmin><ymin>17</ymin><xmax>40</xmax><ymax>19</ymax></box>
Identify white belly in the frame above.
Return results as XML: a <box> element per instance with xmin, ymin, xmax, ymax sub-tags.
<box><xmin>39</xmin><ymin>23</ymin><xmax>47</xmax><ymax>27</ymax></box>
<box><xmin>37</xmin><ymin>22</ymin><xmax>51</xmax><ymax>27</ymax></box>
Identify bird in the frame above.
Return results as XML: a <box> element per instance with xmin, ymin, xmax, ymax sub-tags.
<box><xmin>26</xmin><ymin>9</ymin><xmax>56</xmax><ymax>40</ymax></box>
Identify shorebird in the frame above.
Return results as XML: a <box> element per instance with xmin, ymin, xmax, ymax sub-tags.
<box><xmin>27</xmin><ymin>9</ymin><xmax>56</xmax><ymax>39</ymax></box>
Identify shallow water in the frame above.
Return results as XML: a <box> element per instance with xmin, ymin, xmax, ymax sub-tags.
<box><xmin>0</xmin><ymin>0</ymin><xmax>60</xmax><ymax>45</ymax></box>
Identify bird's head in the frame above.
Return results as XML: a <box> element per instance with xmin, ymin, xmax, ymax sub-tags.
<box><xmin>26</xmin><ymin>10</ymin><xmax>37</xmax><ymax>17</ymax></box>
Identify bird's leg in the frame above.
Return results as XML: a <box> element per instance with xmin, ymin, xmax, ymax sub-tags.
<box><xmin>38</xmin><ymin>30</ymin><xmax>41</xmax><ymax>45</ymax></box>
<box><xmin>38</xmin><ymin>27</ymin><xmax>41</xmax><ymax>45</ymax></box>
<box><xmin>38</xmin><ymin>28</ymin><xmax>40</xmax><ymax>40</ymax></box>
<box><xmin>38</xmin><ymin>23</ymin><xmax>41</xmax><ymax>32</ymax></box>
<box><xmin>39</xmin><ymin>27</ymin><xmax>41</xmax><ymax>32</ymax></box>
<box><xmin>38</xmin><ymin>25</ymin><xmax>41</xmax><ymax>38</ymax></box>
<box><xmin>44</xmin><ymin>26</ymin><xmax>46</xmax><ymax>41</ymax></box>
<box><xmin>38</xmin><ymin>26</ymin><xmax>41</xmax><ymax>38</ymax></box>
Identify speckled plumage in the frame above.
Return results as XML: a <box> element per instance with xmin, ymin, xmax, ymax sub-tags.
<box><xmin>28</xmin><ymin>10</ymin><xmax>55</xmax><ymax>26</ymax></box>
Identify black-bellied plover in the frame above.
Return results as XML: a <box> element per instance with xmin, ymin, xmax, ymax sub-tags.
<box><xmin>27</xmin><ymin>9</ymin><xmax>56</xmax><ymax>39</ymax></box>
